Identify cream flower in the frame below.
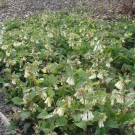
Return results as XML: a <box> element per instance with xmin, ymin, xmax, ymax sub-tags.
<box><xmin>116</xmin><ymin>95</ymin><xmax>124</xmax><ymax>104</ymax></box>
<box><xmin>85</xmin><ymin>85</ymin><xmax>93</xmax><ymax>92</ymax></box>
<box><xmin>97</xmin><ymin>72</ymin><xmax>104</xmax><ymax>80</ymax></box>
<box><xmin>48</xmin><ymin>132</ymin><xmax>57</xmax><ymax>135</ymax></box>
<box><xmin>80</xmin><ymin>98</ymin><xmax>86</xmax><ymax>104</ymax></box>
<box><xmin>105</xmin><ymin>62</ymin><xmax>111</xmax><ymax>67</ymax></box>
<box><xmin>55</xmin><ymin>107</ymin><xmax>65</xmax><ymax>117</ymax></box>
<box><xmin>66</xmin><ymin>96</ymin><xmax>73</xmax><ymax>108</ymax></box>
<box><xmin>124</xmin><ymin>78</ymin><xmax>131</xmax><ymax>84</ymax></box>
<box><xmin>66</xmin><ymin>77</ymin><xmax>75</xmax><ymax>85</ymax></box>
<box><xmin>29</xmin><ymin>103</ymin><xmax>38</xmax><ymax>113</ymax></box>
<box><xmin>45</xmin><ymin>97</ymin><xmax>53</xmax><ymax>107</ymax></box>
<box><xmin>87</xmin><ymin>111</ymin><xmax>94</xmax><ymax>120</ymax></box>
<box><xmin>81</xmin><ymin>110</ymin><xmax>94</xmax><ymax>122</ymax></box>
<box><xmin>91</xmin><ymin>99</ymin><xmax>97</xmax><ymax>105</ymax></box>
<box><xmin>11</xmin><ymin>78</ymin><xmax>16</xmax><ymax>85</ymax></box>
<box><xmin>89</xmin><ymin>73</ymin><xmax>96</xmax><ymax>79</ymax></box>
<box><xmin>24</xmin><ymin>71</ymin><xmax>30</xmax><ymax>78</ymax></box>
<box><xmin>111</xmin><ymin>89</ymin><xmax>124</xmax><ymax>105</ymax></box>
<box><xmin>6</xmin><ymin>51</ymin><xmax>10</xmax><ymax>57</ymax></box>
<box><xmin>74</xmin><ymin>88</ymin><xmax>85</xmax><ymax>99</ymax></box>
<box><xmin>24</xmin><ymin>68</ymin><xmax>30</xmax><ymax>78</ymax></box>
<box><xmin>53</xmin><ymin>85</ymin><xmax>58</xmax><ymax>90</ymax></box>
<box><xmin>23</xmin><ymin>93</ymin><xmax>29</xmax><ymax>105</ymax></box>
<box><xmin>81</xmin><ymin>112</ymin><xmax>87</xmax><ymax>121</ymax></box>
<box><xmin>101</xmin><ymin>97</ymin><xmax>106</xmax><ymax>105</ymax></box>
<box><xmin>111</xmin><ymin>89</ymin><xmax>118</xmax><ymax>105</ymax></box>
<box><xmin>42</xmin><ymin>67</ymin><xmax>47</xmax><ymax>73</ymax></box>
<box><xmin>98</xmin><ymin>113</ymin><xmax>107</xmax><ymax>128</ymax></box>
<box><xmin>40</xmin><ymin>92</ymin><xmax>47</xmax><ymax>100</ymax></box>
<box><xmin>22</xmin><ymin>57</ymin><xmax>27</xmax><ymax>61</ymax></box>
<box><xmin>115</xmin><ymin>80</ymin><xmax>125</xmax><ymax>90</ymax></box>
<box><xmin>1</xmin><ymin>45</ymin><xmax>8</xmax><ymax>50</ymax></box>
<box><xmin>98</xmin><ymin>120</ymin><xmax>104</xmax><ymax>128</ymax></box>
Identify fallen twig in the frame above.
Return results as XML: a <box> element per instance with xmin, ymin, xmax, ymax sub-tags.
<box><xmin>0</xmin><ymin>112</ymin><xmax>10</xmax><ymax>127</ymax></box>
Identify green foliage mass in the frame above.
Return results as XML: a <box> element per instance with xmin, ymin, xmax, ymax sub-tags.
<box><xmin>0</xmin><ymin>12</ymin><xmax>135</xmax><ymax>134</ymax></box>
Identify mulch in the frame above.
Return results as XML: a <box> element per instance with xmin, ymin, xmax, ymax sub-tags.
<box><xmin>0</xmin><ymin>0</ymin><xmax>127</xmax><ymax>22</ymax></box>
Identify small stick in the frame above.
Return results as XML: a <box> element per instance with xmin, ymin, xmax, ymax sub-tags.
<box><xmin>0</xmin><ymin>112</ymin><xmax>10</xmax><ymax>127</ymax></box>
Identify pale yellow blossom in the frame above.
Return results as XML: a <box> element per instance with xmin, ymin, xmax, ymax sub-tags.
<box><xmin>66</xmin><ymin>77</ymin><xmax>75</xmax><ymax>85</ymax></box>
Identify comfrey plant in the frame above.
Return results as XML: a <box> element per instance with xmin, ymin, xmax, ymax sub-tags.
<box><xmin>0</xmin><ymin>12</ymin><xmax>135</xmax><ymax>134</ymax></box>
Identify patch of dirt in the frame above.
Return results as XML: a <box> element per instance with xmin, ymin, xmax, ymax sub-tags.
<box><xmin>0</xmin><ymin>90</ymin><xmax>11</xmax><ymax>134</ymax></box>
<box><xmin>0</xmin><ymin>119</ymin><xmax>8</xmax><ymax>135</ymax></box>
<box><xmin>0</xmin><ymin>0</ymin><xmax>132</xmax><ymax>22</ymax></box>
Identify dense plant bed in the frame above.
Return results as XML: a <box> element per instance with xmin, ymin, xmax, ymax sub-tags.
<box><xmin>0</xmin><ymin>12</ymin><xmax>135</xmax><ymax>134</ymax></box>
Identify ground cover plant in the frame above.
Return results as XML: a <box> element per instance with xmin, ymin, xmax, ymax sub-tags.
<box><xmin>0</xmin><ymin>12</ymin><xmax>135</xmax><ymax>134</ymax></box>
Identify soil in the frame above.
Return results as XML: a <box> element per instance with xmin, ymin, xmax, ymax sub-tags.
<box><xmin>0</xmin><ymin>0</ymin><xmax>130</xmax><ymax>22</ymax></box>
<box><xmin>0</xmin><ymin>88</ymin><xmax>11</xmax><ymax>134</ymax></box>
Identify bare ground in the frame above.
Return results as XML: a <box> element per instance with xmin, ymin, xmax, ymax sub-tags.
<box><xmin>0</xmin><ymin>0</ymin><xmax>131</xmax><ymax>22</ymax></box>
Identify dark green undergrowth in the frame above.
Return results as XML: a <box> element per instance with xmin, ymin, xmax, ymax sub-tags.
<box><xmin>0</xmin><ymin>11</ymin><xmax>135</xmax><ymax>135</ymax></box>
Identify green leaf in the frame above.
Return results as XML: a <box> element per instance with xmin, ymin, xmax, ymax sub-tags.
<box><xmin>75</xmin><ymin>68</ymin><xmax>87</xmax><ymax>79</ymax></box>
<box><xmin>107</xmin><ymin>119</ymin><xmax>119</xmax><ymax>128</ymax></box>
<box><xmin>72</xmin><ymin>114</ymin><xmax>81</xmax><ymax>122</ymax></box>
<box><xmin>125</xmin><ymin>100</ymin><xmax>135</xmax><ymax>107</ymax></box>
<box><xmin>20</xmin><ymin>111</ymin><xmax>31</xmax><ymax>119</ymax></box>
<box><xmin>56</xmin><ymin>100</ymin><xmax>65</xmax><ymax>107</ymax></box>
<box><xmin>94</xmin><ymin>128</ymin><xmax>101</xmax><ymax>135</ymax></box>
<box><xmin>29</xmin><ymin>91</ymin><xmax>37</xmax><ymax>99</ymax></box>
<box><xmin>48</xmin><ymin>89</ymin><xmax>55</xmax><ymax>98</ymax></box>
<box><xmin>38</xmin><ymin>111</ymin><xmax>53</xmax><ymax>119</ymax></box>
<box><xmin>0</xmin><ymin>78</ymin><xmax>4</xmax><ymax>83</ymax></box>
<box><xmin>12</xmin><ymin>97</ymin><xmax>23</xmax><ymax>105</ymax></box>
<box><xmin>75</xmin><ymin>121</ymin><xmax>87</xmax><ymax>130</ymax></box>
<box><xmin>42</xmin><ymin>128</ymin><xmax>52</xmax><ymax>134</ymax></box>
<box><xmin>118</xmin><ymin>114</ymin><xmax>135</xmax><ymax>124</ymax></box>
<box><xmin>55</xmin><ymin>117</ymin><xmax>67</xmax><ymax>127</ymax></box>
<box><xmin>48</xmin><ymin>75</ymin><xmax>57</xmax><ymax>85</ymax></box>
<box><xmin>23</xmin><ymin>123</ymin><xmax>31</xmax><ymax>134</ymax></box>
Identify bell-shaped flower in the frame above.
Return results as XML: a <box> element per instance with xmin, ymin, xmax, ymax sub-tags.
<box><xmin>97</xmin><ymin>72</ymin><xmax>104</xmax><ymax>80</ymax></box>
<box><xmin>48</xmin><ymin>132</ymin><xmax>57</xmax><ymax>135</ymax></box>
<box><xmin>89</xmin><ymin>73</ymin><xmax>96</xmax><ymax>79</ymax></box>
<box><xmin>24</xmin><ymin>68</ymin><xmax>30</xmax><ymax>78</ymax></box>
<box><xmin>115</xmin><ymin>80</ymin><xmax>125</xmax><ymax>91</ymax></box>
<box><xmin>116</xmin><ymin>95</ymin><xmax>124</xmax><ymax>104</ymax></box>
<box><xmin>81</xmin><ymin>110</ymin><xmax>94</xmax><ymax>122</ymax></box>
<box><xmin>40</xmin><ymin>92</ymin><xmax>47</xmax><ymax>100</ymax></box>
<box><xmin>11</xmin><ymin>78</ymin><xmax>16</xmax><ymax>85</ymax></box>
<box><xmin>74</xmin><ymin>88</ymin><xmax>85</xmax><ymax>99</ymax></box>
<box><xmin>98</xmin><ymin>120</ymin><xmax>104</xmax><ymax>128</ymax></box>
<box><xmin>85</xmin><ymin>85</ymin><xmax>93</xmax><ymax>92</ymax></box>
<box><xmin>45</xmin><ymin>97</ymin><xmax>53</xmax><ymax>107</ymax></box>
<box><xmin>66</xmin><ymin>77</ymin><xmax>75</xmax><ymax>85</ymax></box>
<box><xmin>66</xmin><ymin>96</ymin><xmax>73</xmax><ymax>108</ymax></box>
<box><xmin>55</xmin><ymin>107</ymin><xmax>65</xmax><ymax>117</ymax></box>
<box><xmin>81</xmin><ymin>112</ymin><xmax>87</xmax><ymax>121</ymax></box>
<box><xmin>42</xmin><ymin>67</ymin><xmax>47</xmax><ymax>73</ymax></box>
<box><xmin>101</xmin><ymin>96</ymin><xmax>106</xmax><ymax>105</ymax></box>
<box><xmin>98</xmin><ymin>113</ymin><xmax>107</xmax><ymax>128</ymax></box>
